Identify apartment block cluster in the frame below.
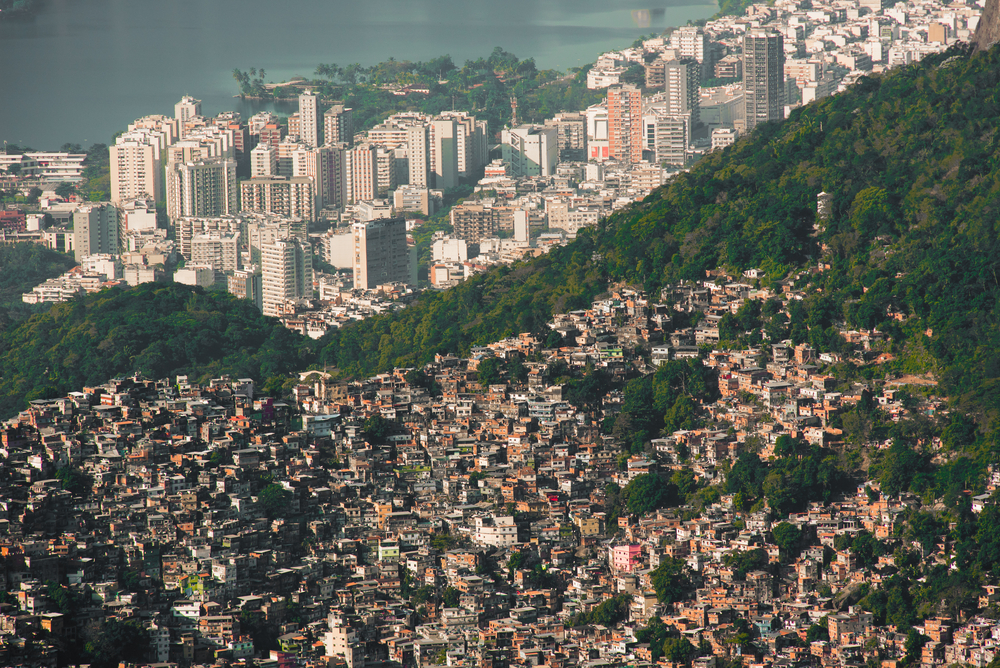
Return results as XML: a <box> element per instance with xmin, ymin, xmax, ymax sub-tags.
<box><xmin>3</xmin><ymin>263</ymin><xmax>992</xmax><ymax>668</ymax></box>
<box><xmin>582</xmin><ymin>0</ymin><xmax>978</xmax><ymax>162</ymax></box>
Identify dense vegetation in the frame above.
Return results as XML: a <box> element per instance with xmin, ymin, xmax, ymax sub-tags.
<box><xmin>0</xmin><ymin>243</ymin><xmax>77</xmax><ymax>319</ymax></box>
<box><xmin>0</xmin><ymin>283</ymin><xmax>314</xmax><ymax>417</ymax></box>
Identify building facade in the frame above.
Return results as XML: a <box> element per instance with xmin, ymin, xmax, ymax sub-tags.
<box><xmin>744</xmin><ymin>30</ymin><xmax>786</xmax><ymax>131</ymax></box>
<box><xmin>352</xmin><ymin>217</ymin><xmax>410</xmax><ymax>290</ymax></box>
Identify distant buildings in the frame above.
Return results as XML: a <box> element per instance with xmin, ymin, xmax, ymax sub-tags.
<box><xmin>165</xmin><ymin>158</ymin><xmax>238</xmax><ymax>220</ymax></box>
<box><xmin>501</xmin><ymin>125</ymin><xmax>558</xmax><ymax>177</ymax></box>
<box><xmin>298</xmin><ymin>90</ymin><xmax>320</xmax><ymax>147</ymax></box>
<box><xmin>73</xmin><ymin>203</ymin><xmax>119</xmax><ymax>261</ymax></box>
<box><xmin>607</xmin><ymin>84</ymin><xmax>643</xmax><ymax>164</ymax></box>
<box><xmin>240</xmin><ymin>177</ymin><xmax>316</xmax><ymax>222</ymax></box>
<box><xmin>262</xmin><ymin>237</ymin><xmax>313</xmax><ymax>317</ymax></box>
<box><xmin>744</xmin><ymin>30</ymin><xmax>786</xmax><ymax>131</ymax></box>
<box><xmin>174</xmin><ymin>96</ymin><xmax>202</xmax><ymax>138</ymax></box>
<box><xmin>352</xmin><ymin>217</ymin><xmax>411</xmax><ymax>290</ymax></box>
<box><xmin>323</xmin><ymin>105</ymin><xmax>355</xmax><ymax>147</ymax></box>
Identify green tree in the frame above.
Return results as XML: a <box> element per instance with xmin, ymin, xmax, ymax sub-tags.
<box><xmin>55</xmin><ymin>466</ymin><xmax>92</xmax><ymax>497</ymax></box>
<box><xmin>651</xmin><ymin>557</ymin><xmax>695</xmax><ymax>604</ymax></box>
<box><xmin>441</xmin><ymin>586</ymin><xmax>461</xmax><ymax>608</ymax></box>
<box><xmin>771</xmin><ymin>522</ymin><xmax>802</xmax><ymax>562</ymax></box>
<box><xmin>259</xmin><ymin>483</ymin><xmax>289</xmax><ymax>518</ymax></box>
<box><xmin>623</xmin><ymin>473</ymin><xmax>679</xmax><ymax>515</ymax></box>
<box><xmin>85</xmin><ymin>619</ymin><xmax>150</xmax><ymax>668</ymax></box>
<box><xmin>476</xmin><ymin>357</ymin><xmax>506</xmax><ymax>387</ymax></box>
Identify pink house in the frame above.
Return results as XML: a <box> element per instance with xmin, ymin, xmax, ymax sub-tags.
<box><xmin>611</xmin><ymin>544</ymin><xmax>642</xmax><ymax>572</ymax></box>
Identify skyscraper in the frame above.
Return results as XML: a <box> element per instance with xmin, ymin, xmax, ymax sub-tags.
<box><xmin>345</xmin><ymin>144</ymin><xmax>379</xmax><ymax>204</ymax></box>
<box><xmin>664</xmin><ymin>59</ymin><xmax>700</xmax><ymax>125</ymax></box>
<box><xmin>240</xmin><ymin>177</ymin><xmax>316</xmax><ymax>222</ymax></box>
<box><xmin>261</xmin><ymin>238</ymin><xmax>313</xmax><ymax>317</ymax></box>
<box><xmin>175</xmin><ymin>96</ymin><xmax>202</xmax><ymax>138</ymax></box>
<box><xmin>607</xmin><ymin>85</ymin><xmax>643</xmax><ymax>164</ymax></box>
<box><xmin>323</xmin><ymin>105</ymin><xmax>354</xmax><ymax>147</ymax></box>
<box><xmin>110</xmin><ymin>123</ymin><xmax>173</xmax><ymax>204</ymax></box>
<box><xmin>744</xmin><ymin>30</ymin><xmax>785</xmax><ymax>132</ymax></box>
<box><xmin>352</xmin><ymin>217</ymin><xmax>410</xmax><ymax>290</ymax></box>
<box><xmin>73</xmin><ymin>203</ymin><xmax>119</xmax><ymax>261</ymax></box>
<box><xmin>165</xmin><ymin>159</ymin><xmax>238</xmax><ymax>221</ymax></box>
<box><xmin>429</xmin><ymin>118</ymin><xmax>458</xmax><ymax>190</ymax></box>
<box><xmin>670</xmin><ymin>27</ymin><xmax>713</xmax><ymax>80</ymax></box>
<box><xmin>251</xmin><ymin>144</ymin><xmax>278</xmax><ymax>177</ymax></box>
<box><xmin>298</xmin><ymin>90</ymin><xmax>319</xmax><ymax>147</ymax></box>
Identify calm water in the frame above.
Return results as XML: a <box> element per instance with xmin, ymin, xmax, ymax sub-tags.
<box><xmin>0</xmin><ymin>0</ymin><xmax>716</xmax><ymax>149</ymax></box>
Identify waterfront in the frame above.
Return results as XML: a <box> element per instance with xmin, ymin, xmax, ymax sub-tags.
<box><xmin>0</xmin><ymin>0</ymin><xmax>716</xmax><ymax>149</ymax></box>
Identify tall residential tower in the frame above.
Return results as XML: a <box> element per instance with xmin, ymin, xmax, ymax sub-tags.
<box><xmin>743</xmin><ymin>30</ymin><xmax>785</xmax><ymax>131</ymax></box>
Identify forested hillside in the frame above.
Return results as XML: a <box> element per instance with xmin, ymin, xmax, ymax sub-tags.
<box><xmin>318</xmin><ymin>42</ymin><xmax>1000</xmax><ymax>428</ymax></box>
<box><xmin>0</xmin><ymin>284</ymin><xmax>314</xmax><ymax>417</ymax></box>
<box><xmin>0</xmin><ymin>242</ymin><xmax>78</xmax><ymax>328</ymax></box>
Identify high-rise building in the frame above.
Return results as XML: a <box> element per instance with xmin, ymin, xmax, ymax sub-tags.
<box><xmin>501</xmin><ymin>125</ymin><xmax>558</xmax><ymax>177</ymax></box>
<box><xmin>450</xmin><ymin>203</ymin><xmax>496</xmax><ymax>243</ymax></box>
<box><xmin>586</xmin><ymin>104</ymin><xmax>610</xmax><ymax>161</ymax></box>
<box><xmin>110</xmin><ymin>129</ymin><xmax>170</xmax><ymax>204</ymax></box>
<box><xmin>345</xmin><ymin>144</ymin><xmax>379</xmax><ymax>204</ymax></box>
<box><xmin>275</xmin><ymin>136</ymin><xmax>308</xmax><ymax>177</ymax></box>
<box><xmin>175</xmin><ymin>215</ymin><xmax>244</xmax><ymax>259</ymax></box>
<box><xmin>744</xmin><ymin>30</ymin><xmax>786</xmax><ymax>131</ymax></box>
<box><xmin>251</xmin><ymin>144</ymin><xmax>278</xmax><ymax>177</ymax></box>
<box><xmin>644</xmin><ymin>109</ymin><xmax>692</xmax><ymax>167</ymax></box>
<box><xmin>607</xmin><ymin>85</ymin><xmax>643</xmax><ymax>164</ymax></box>
<box><xmin>298</xmin><ymin>90</ymin><xmax>319</xmax><ymax>147</ymax></box>
<box><xmin>175</xmin><ymin>96</ymin><xmax>202</xmax><ymax>138</ymax></box>
<box><xmin>240</xmin><ymin>177</ymin><xmax>316</xmax><ymax>221</ymax></box>
<box><xmin>407</xmin><ymin>124</ymin><xmax>431</xmax><ymax>188</ymax></box>
<box><xmin>352</xmin><ymin>217</ymin><xmax>410</xmax><ymax>289</ymax></box>
<box><xmin>429</xmin><ymin>118</ymin><xmax>458</xmax><ymax>190</ymax></box>
<box><xmin>261</xmin><ymin>238</ymin><xmax>313</xmax><ymax>317</ymax></box>
<box><xmin>73</xmin><ymin>203</ymin><xmax>119</xmax><ymax>261</ymax></box>
<box><xmin>670</xmin><ymin>27</ymin><xmax>714</xmax><ymax>80</ymax></box>
<box><xmin>213</xmin><ymin>112</ymin><xmax>251</xmax><ymax>161</ymax></box>
<box><xmin>228</xmin><ymin>269</ymin><xmax>263</xmax><ymax>311</ymax></box>
<box><xmin>664</xmin><ymin>59</ymin><xmax>701</xmax><ymax>126</ymax></box>
<box><xmin>191</xmin><ymin>232</ymin><xmax>240</xmax><ymax>274</ymax></box>
<box><xmin>323</xmin><ymin>105</ymin><xmax>355</xmax><ymax>148</ymax></box>
<box><xmin>437</xmin><ymin>111</ymin><xmax>489</xmax><ymax>178</ymax></box>
<box><xmin>543</xmin><ymin>112</ymin><xmax>588</xmax><ymax>161</ymax></box>
<box><xmin>165</xmin><ymin>158</ymin><xmax>238</xmax><ymax>221</ymax></box>
<box><xmin>258</xmin><ymin>122</ymin><xmax>287</xmax><ymax>148</ymax></box>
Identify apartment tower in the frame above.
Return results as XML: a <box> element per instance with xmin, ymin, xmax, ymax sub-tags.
<box><xmin>744</xmin><ymin>30</ymin><xmax>786</xmax><ymax>131</ymax></box>
<box><xmin>352</xmin><ymin>217</ymin><xmax>410</xmax><ymax>290</ymax></box>
<box><xmin>607</xmin><ymin>85</ymin><xmax>643</xmax><ymax>164</ymax></box>
<box><xmin>261</xmin><ymin>238</ymin><xmax>313</xmax><ymax>317</ymax></box>
<box><xmin>298</xmin><ymin>90</ymin><xmax>320</xmax><ymax>147</ymax></box>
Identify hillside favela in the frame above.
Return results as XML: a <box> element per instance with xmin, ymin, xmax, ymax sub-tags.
<box><xmin>3</xmin><ymin>0</ymin><xmax>1000</xmax><ymax>667</ymax></box>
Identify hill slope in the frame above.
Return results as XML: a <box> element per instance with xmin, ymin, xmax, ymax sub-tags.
<box><xmin>317</xmin><ymin>42</ymin><xmax>1000</xmax><ymax>421</ymax></box>
<box><xmin>0</xmin><ymin>284</ymin><xmax>314</xmax><ymax>417</ymax></box>
<box><xmin>0</xmin><ymin>242</ymin><xmax>78</xmax><ymax>324</ymax></box>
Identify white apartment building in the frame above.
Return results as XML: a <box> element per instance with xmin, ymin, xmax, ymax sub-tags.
<box><xmin>251</xmin><ymin>144</ymin><xmax>277</xmax><ymax>177</ymax></box>
<box><xmin>73</xmin><ymin>203</ymin><xmax>119</xmax><ymax>261</ymax></box>
<box><xmin>261</xmin><ymin>237</ymin><xmax>313</xmax><ymax>317</ymax></box>
<box><xmin>240</xmin><ymin>177</ymin><xmax>316</xmax><ymax>222</ymax></box>
<box><xmin>298</xmin><ymin>90</ymin><xmax>319</xmax><ymax>147</ymax></box>
<box><xmin>174</xmin><ymin>96</ymin><xmax>202</xmax><ymax>137</ymax></box>
<box><xmin>165</xmin><ymin>158</ymin><xmax>238</xmax><ymax>221</ymax></box>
